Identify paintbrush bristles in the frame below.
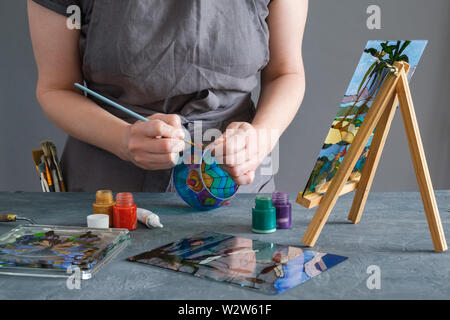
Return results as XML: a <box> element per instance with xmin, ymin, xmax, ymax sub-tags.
<box><xmin>40</xmin><ymin>142</ymin><xmax>49</xmax><ymax>157</ymax></box>
<box><xmin>40</xmin><ymin>141</ymin><xmax>53</xmax><ymax>158</ymax></box>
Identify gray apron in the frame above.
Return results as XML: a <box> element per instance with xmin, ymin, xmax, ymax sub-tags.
<box><xmin>34</xmin><ymin>0</ymin><xmax>275</xmax><ymax>193</ymax></box>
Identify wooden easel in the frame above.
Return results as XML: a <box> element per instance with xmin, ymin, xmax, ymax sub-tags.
<box><xmin>296</xmin><ymin>61</ymin><xmax>447</xmax><ymax>252</ymax></box>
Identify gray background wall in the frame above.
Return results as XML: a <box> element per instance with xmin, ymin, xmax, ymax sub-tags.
<box><xmin>0</xmin><ymin>0</ymin><xmax>449</xmax><ymax>192</ymax></box>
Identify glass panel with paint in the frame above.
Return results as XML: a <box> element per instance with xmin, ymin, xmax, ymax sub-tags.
<box><xmin>128</xmin><ymin>231</ymin><xmax>347</xmax><ymax>295</ymax></box>
<box><xmin>0</xmin><ymin>224</ymin><xmax>130</xmax><ymax>279</ymax></box>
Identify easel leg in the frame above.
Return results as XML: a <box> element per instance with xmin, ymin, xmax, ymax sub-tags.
<box><xmin>397</xmin><ymin>70</ymin><xmax>447</xmax><ymax>252</ymax></box>
<box><xmin>347</xmin><ymin>94</ymin><xmax>399</xmax><ymax>223</ymax></box>
<box><xmin>302</xmin><ymin>69</ymin><xmax>402</xmax><ymax>247</ymax></box>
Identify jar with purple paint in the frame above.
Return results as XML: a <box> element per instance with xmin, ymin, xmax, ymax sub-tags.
<box><xmin>271</xmin><ymin>191</ymin><xmax>292</xmax><ymax>229</ymax></box>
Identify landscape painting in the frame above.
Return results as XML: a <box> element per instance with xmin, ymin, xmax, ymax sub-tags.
<box><xmin>302</xmin><ymin>40</ymin><xmax>428</xmax><ymax>198</ymax></box>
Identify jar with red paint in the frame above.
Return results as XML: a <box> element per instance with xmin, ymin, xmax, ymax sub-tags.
<box><xmin>113</xmin><ymin>192</ymin><xmax>137</xmax><ymax>231</ymax></box>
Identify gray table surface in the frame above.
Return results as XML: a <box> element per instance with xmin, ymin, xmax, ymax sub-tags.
<box><xmin>0</xmin><ymin>191</ymin><xmax>449</xmax><ymax>300</ymax></box>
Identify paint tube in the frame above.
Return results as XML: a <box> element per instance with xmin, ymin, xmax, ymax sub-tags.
<box><xmin>137</xmin><ymin>208</ymin><xmax>163</xmax><ymax>228</ymax></box>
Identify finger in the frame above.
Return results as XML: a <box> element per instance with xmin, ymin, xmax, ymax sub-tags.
<box><xmin>221</xmin><ymin>122</ymin><xmax>256</xmax><ymax>149</ymax></box>
<box><xmin>216</xmin><ymin>147</ymin><xmax>250</xmax><ymax>166</ymax></box>
<box><xmin>234</xmin><ymin>122</ymin><xmax>254</xmax><ymax>132</ymax></box>
<box><xmin>139</xmin><ymin>119</ymin><xmax>185</xmax><ymax>139</ymax></box>
<box><xmin>227</xmin><ymin>122</ymin><xmax>244</xmax><ymax>130</ymax></box>
<box><xmin>222</xmin><ymin>161</ymin><xmax>258</xmax><ymax>178</ymax></box>
<box><xmin>221</xmin><ymin>122</ymin><xmax>246</xmax><ymax>141</ymax></box>
<box><xmin>213</xmin><ymin>133</ymin><xmax>247</xmax><ymax>160</ymax></box>
<box><xmin>133</xmin><ymin>152</ymin><xmax>180</xmax><ymax>170</ymax></box>
<box><xmin>131</xmin><ymin>137</ymin><xmax>186</xmax><ymax>154</ymax></box>
<box><xmin>231</xmin><ymin>170</ymin><xmax>255</xmax><ymax>185</ymax></box>
<box><xmin>206</xmin><ymin>123</ymin><xmax>242</xmax><ymax>153</ymax></box>
<box><xmin>225</xmin><ymin>122</ymin><xmax>254</xmax><ymax>138</ymax></box>
<box><xmin>211</xmin><ymin>122</ymin><xmax>242</xmax><ymax>147</ymax></box>
<box><xmin>148</xmin><ymin>113</ymin><xmax>182</xmax><ymax>128</ymax></box>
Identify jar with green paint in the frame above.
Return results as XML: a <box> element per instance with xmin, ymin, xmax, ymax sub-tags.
<box><xmin>252</xmin><ymin>196</ymin><xmax>276</xmax><ymax>234</ymax></box>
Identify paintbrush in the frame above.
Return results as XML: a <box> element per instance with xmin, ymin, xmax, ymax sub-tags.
<box><xmin>74</xmin><ymin>83</ymin><xmax>201</xmax><ymax>147</ymax></box>
<box><xmin>32</xmin><ymin>149</ymin><xmax>47</xmax><ymax>192</ymax></box>
<box><xmin>37</xmin><ymin>162</ymin><xmax>50</xmax><ymax>192</ymax></box>
<box><xmin>43</xmin><ymin>141</ymin><xmax>65</xmax><ymax>192</ymax></box>
<box><xmin>49</xmin><ymin>143</ymin><xmax>66</xmax><ymax>192</ymax></box>
<box><xmin>40</xmin><ymin>154</ymin><xmax>55</xmax><ymax>192</ymax></box>
<box><xmin>41</xmin><ymin>141</ymin><xmax>60</xmax><ymax>192</ymax></box>
<box><xmin>0</xmin><ymin>213</ymin><xmax>36</xmax><ymax>224</ymax></box>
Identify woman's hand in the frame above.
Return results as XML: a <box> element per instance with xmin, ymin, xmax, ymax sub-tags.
<box><xmin>209</xmin><ymin>122</ymin><xmax>277</xmax><ymax>185</ymax></box>
<box><xmin>122</xmin><ymin>113</ymin><xmax>186</xmax><ymax>170</ymax></box>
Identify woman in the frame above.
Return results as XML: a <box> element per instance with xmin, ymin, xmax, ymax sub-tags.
<box><xmin>28</xmin><ymin>0</ymin><xmax>307</xmax><ymax>192</ymax></box>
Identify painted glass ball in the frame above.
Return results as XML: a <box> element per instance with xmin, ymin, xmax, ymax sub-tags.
<box><xmin>173</xmin><ymin>147</ymin><xmax>238</xmax><ymax>210</ymax></box>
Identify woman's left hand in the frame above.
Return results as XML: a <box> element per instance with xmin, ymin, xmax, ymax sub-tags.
<box><xmin>209</xmin><ymin>122</ymin><xmax>276</xmax><ymax>185</ymax></box>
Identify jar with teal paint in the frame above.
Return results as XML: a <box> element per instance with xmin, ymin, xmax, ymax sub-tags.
<box><xmin>252</xmin><ymin>196</ymin><xmax>276</xmax><ymax>234</ymax></box>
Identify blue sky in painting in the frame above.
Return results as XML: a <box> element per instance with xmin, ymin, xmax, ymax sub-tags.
<box><xmin>344</xmin><ymin>40</ymin><xmax>427</xmax><ymax>96</ymax></box>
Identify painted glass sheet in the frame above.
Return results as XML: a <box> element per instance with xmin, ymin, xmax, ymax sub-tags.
<box><xmin>0</xmin><ymin>225</ymin><xmax>129</xmax><ymax>278</ymax></box>
<box><xmin>128</xmin><ymin>231</ymin><xmax>347</xmax><ymax>295</ymax></box>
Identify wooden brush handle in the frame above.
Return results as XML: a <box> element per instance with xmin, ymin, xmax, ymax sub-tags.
<box><xmin>59</xmin><ymin>181</ymin><xmax>67</xmax><ymax>192</ymax></box>
<box><xmin>0</xmin><ymin>214</ymin><xmax>17</xmax><ymax>222</ymax></box>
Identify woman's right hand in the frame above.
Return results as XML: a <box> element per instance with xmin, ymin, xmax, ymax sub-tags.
<box><xmin>122</xmin><ymin>113</ymin><xmax>186</xmax><ymax>170</ymax></box>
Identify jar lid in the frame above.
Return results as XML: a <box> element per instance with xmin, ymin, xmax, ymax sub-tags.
<box><xmin>87</xmin><ymin>214</ymin><xmax>109</xmax><ymax>229</ymax></box>
<box><xmin>94</xmin><ymin>190</ymin><xmax>114</xmax><ymax>205</ymax></box>
<box><xmin>255</xmin><ymin>196</ymin><xmax>274</xmax><ymax>210</ymax></box>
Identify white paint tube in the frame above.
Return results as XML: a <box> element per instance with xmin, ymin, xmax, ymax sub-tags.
<box><xmin>137</xmin><ymin>208</ymin><xmax>163</xmax><ymax>228</ymax></box>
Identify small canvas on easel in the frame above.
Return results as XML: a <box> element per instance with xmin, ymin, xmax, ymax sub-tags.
<box><xmin>301</xmin><ymin>40</ymin><xmax>427</xmax><ymax>200</ymax></box>
<box><xmin>296</xmin><ymin>40</ymin><xmax>446</xmax><ymax>251</ymax></box>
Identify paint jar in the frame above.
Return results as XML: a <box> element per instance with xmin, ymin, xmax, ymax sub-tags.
<box><xmin>272</xmin><ymin>191</ymin><xmax>292</xmax><ymax>229</ymax></box>
<box><xmin>93</xmin><ymin>190</ymin><xmax>115</xmax><ymax>227</ymax></box>
<box><xmin>113</xmin><ymin>193</ymin><xmax>137</xmax><ymax>231</ymax></box>
<box><xmin>173</xmin><ymin>147</ymin><xmax>238</xmax><ymax>211</ymax></box>
<box><xmin>252</xmin><ymin>196</ymin><xmax>276</xmax><ymax>234</ymax></box>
